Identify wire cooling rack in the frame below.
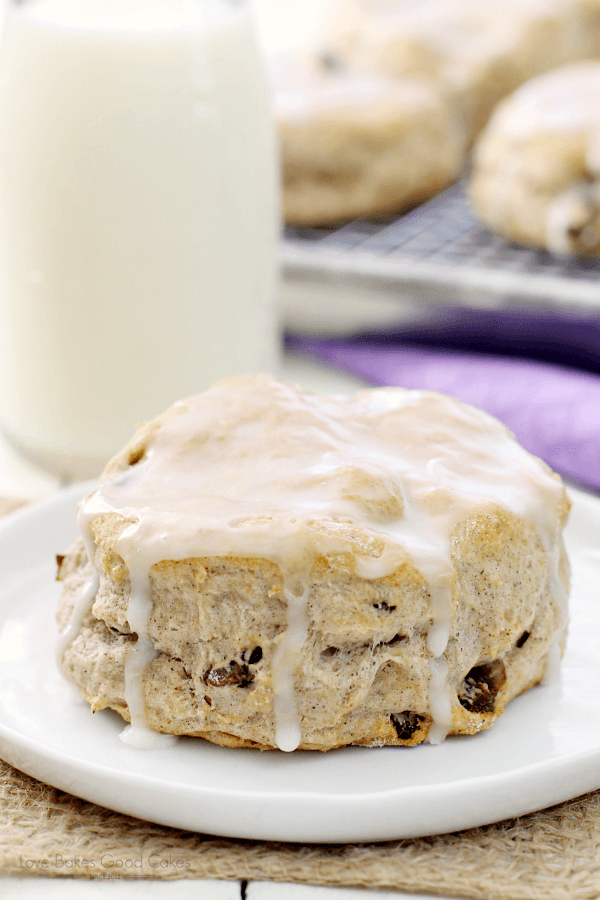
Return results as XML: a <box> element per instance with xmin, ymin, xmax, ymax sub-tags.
<box><xmin>281</xmin><ymin>183</ymin><xmax>600</xmax><ymax>335</ymax></box>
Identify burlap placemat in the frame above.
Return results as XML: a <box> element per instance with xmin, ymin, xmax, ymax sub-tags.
<box><xmin>1</xmin><ymin>497</ymin><xmax>599</xmax><ymax>899</ymax></box>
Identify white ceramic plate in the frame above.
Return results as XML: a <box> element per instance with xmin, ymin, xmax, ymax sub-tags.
<box><xmin>0</xmin><ymin>483</ymin><xmax>599</xmax><ymax>843</ymax></box>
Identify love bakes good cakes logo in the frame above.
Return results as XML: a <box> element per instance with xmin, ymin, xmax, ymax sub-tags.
<box><xmin>19</xmin><ymin>853</ymin><xmax>191</xmax><ymax>872</ymax></box>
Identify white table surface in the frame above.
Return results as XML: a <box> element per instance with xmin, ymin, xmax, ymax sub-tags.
<box><xmin>0</xmin><ymin>879</ymin><xmax>450</xmax><ymax>899</ymax></box>
<box><xmin>0</xmin><ymin>349</ymin><xmax>483</xmax><ymax>900</ymax></box>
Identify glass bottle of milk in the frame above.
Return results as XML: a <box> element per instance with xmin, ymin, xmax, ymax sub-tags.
<box><xmin>0</xmin><ymin>0</ymin><xmax>279</xmax><ymax>480</ymax></box>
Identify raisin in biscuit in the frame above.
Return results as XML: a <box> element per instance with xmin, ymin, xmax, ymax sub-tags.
<box><xmin>469</xmin><ymin>61</ymin><xmax>600</xmax><ymax>256</ymax></box>
<box><xmin>57</xmin><ymin>375</ymin><xmax>570</xmax><ymax>751</ymax></box>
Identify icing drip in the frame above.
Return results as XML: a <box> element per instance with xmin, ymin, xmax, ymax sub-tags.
<box><xmin>61</xmin><ymin>375</ymin><xmax>567</xmax><ymax>750</ymax></box>
<box><xmin>120</xmin><ymin>635</ymin><xmax>176</xmax><ymax>749</ymax></box>
<box><xmin>427</xmin><ymin>656</ymin><xmax>453</xmax><ymax>745</ymax></box>
<box><xmin>424</xmin><ymin>568</ymin><xmax>454</xmax><ymax>744</ymax></box>
<box><xmin>272</xmin><ymin>580</ymin><xmax>309</xmax><ymax>752</ymax></box>
<box><xmin>56</xmin><ymin>505</ymin><xmax>99</xmax><ymax>664</ymax></box>
<box><xmin>117</xmin><ymin>522</ymin><xmax>177</xmax><ymax>749</ymax></box>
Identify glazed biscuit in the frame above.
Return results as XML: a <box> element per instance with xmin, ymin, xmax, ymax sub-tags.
<box><xmin>57</xmin><ymin>375</ymin><xmax>570</xmax><ymax>751</ymax></box>
<box><xmin>469</xmin><ymin>61</ymin><xmax>600</xmax><ymax>256</ymax></box>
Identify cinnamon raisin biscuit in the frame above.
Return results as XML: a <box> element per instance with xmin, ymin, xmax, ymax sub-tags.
<box><xmin>275</xmin><ymin>58</ymin><xmax>466</xmax><ymax>225</ymax></box>
<box><xmin>57</xmin><ymin>374</ymin><xmax>570</xmax><ymax>751</ymax></box>
<box><xmin>469</xmin><ymin>61</ymin><xmax>600</xmax><ymax>256</ymax></box>
<box><xmin>317</xmin><ymin>0</ymin><xmax>600</xmax><ymax>141</ymax></box>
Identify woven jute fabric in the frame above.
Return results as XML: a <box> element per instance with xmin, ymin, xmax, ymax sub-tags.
<box><xmin>1</xmin><ymin>497</ymin><xmax>599</xmax><ymax>899</ymax></box>
<box><xmin>2</xmin><ymin>763</ymin><xmax>600</xmax><ymax>899</ymax></box>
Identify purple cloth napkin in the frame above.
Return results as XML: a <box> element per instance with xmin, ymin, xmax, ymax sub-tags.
<box><xmin>289</xmin><ymin>336</ymin><xmax>600</xmax><ymax>493</ymax></box>
<box><xmin>376</xmin><ymin>307</ymin><xmax>600</xmax><ymax>373</ymax></box>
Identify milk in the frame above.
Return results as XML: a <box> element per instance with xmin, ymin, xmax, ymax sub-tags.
<box><xmin>0</xmin><ymin>0</ymin><xmax>279</xmax><ymax>478</ymax></box>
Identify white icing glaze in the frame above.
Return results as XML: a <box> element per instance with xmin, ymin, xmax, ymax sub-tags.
<box><xmin>270</xmin><ymin>578</ymin><xmax>310</xmax><ymax>752</ymax></box>
<box><xmin>427</xmin><ymin>656</ymin><xmax>452</xmax><ymax>745</ymax></box>
<box><xmin>120</xmin><ymin>631</ymin><xmax>177</xmax><ymax>751</ymax></box>
<box><xmin>493</xmin><ymin>61</ymin><xmax>600</xmax><ymax>140</ymax></box>
<box><xmin>67</xmin><ymin>375</ymin><xmax>567</xmax><ymax>750</ymax></box>
<box><xmin>56</xmin><ymin>506</ymin><xmax>99</xmax><ymax>664</ymax></box>
<box><xmin>272</xmin><ymin>54</ymin><xmax>436</xmax><ymax>123</ymax></box>
<box><xmin>275</xmin><ymin>68</ymin><xmax>396</xmax><ymax>118</ymax></box>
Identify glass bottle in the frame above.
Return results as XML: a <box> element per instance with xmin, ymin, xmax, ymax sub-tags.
<box><xmin>0</xmin><ymin>0</ymin><xmax>280</xmax><ymax>480</ymax></box>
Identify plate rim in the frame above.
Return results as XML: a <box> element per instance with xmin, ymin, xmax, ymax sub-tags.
<box><xmin>0</xmin><ymin>481</ymin><xmax>598</xmax><ymax>842</ymax></box>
